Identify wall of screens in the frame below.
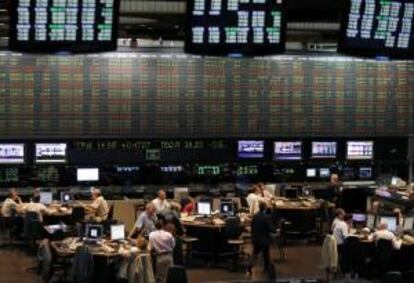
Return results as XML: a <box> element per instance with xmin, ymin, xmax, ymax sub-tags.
<box><xmin>0</xmin><ymin>52</ymin><xmax>413</xmax><ymax>139</ymax></box>
<box><xmin>9</xmin><ymin>0</ymin><xmax>120</xmax><ymax>52</ymax></box>
<box><xmin>0</xmin><ymin>138</ymin><xmax>407</xmax><ymax>187</ymax></box>
<box><xmin>185</xmin><ymin>0</ymin><xmax>286</xmax><ymax>55</ymax></box>
<box><xmin>339</xmin><ymin>0</ymin><xmax>414</xmax><ymax>58</ymax></box>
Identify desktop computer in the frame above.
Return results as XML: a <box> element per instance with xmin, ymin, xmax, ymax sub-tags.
<box><xmin>404</xmin><ymin>217</ymin><xmax>414</xmax><ymax>231</ymax></box>
<box><xmin>85</xmin><ymin>224</ymin><xmax>103</xmax><ymax>243</ymax></box>
<box><xmin>220</xmin><ymin>199</ymin><xmax>234</xmax><ymax>216</ymax></box>
<box><xmin>39</xmin><ymin>192</ymin><xmax>53</xmax><ymax>205</ymax></box>
<box><xmin>110</xmin><ymin>224</ymin><xmax>125</xmax><ymax>241</ymax></box>
<box><xmin>60</xmin><ymin>191</ymin><xmax>72</xmax><ymax>204</ymax></box>
<box><xmin>197</xmin><ymin>201</ymin><xmax>212</xmax><ymax>216</ymax></box>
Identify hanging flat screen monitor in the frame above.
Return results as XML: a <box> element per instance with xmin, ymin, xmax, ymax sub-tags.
<box><xmin>35</xmin><ymin>143</ymin><xmax>67</xmax><ymax>163</ymax></box>
<box><xmin>274</xmin><ymin>141</ymin><xmax>302</xmax><ymax>160</ymax></box>
<box><xmin>319</xmin><ymin>168</ymin><xmax>331</xmax><ymax>178</ymax></box>
<box><xmin>77</xmin><ymin>168</ymin><xmax>99</xmax><ymax>182</ymax></box>
<box><xmin>237</xmin><ymin>140</ymin><xmax>264</xmax><ymax>158</ymax></box>
<box><xmin>338</xmin><ymin>0</ymin><xmax>414</xmax><ymax>59</ymax></box>
<box><xmin>9</xmin><ymin>0</ymin><xmax>120</xmax><ymax>53</ymax></box>
<box><xmin>0</xmin><ymin>144</ymin><xmax>25</xmax><ymax>164</ymax></box>
<box><xmin>306</xmin><ymin>168</ymin><xmax>317</xmax><ymax>178</ymax></box>
<box><xmin>311</xmin><ymin>142</ymin><xmax>337</xmax><ymax>158</ymax></box>
<box><xmin>185</xmin><ymin>0</ymin><xmax>287</xmax><ymax>55</ymax></box>
<box><xmin>347</xmin><ymin>141</ymin><xmax>374</xmax><ymax>160</ymax></box>
<box><xmin>359</xmin><ymin>167</ymin><xmax>373</xmax><ymax>179</ymax></box>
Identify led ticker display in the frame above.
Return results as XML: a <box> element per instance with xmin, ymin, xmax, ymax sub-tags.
<box><xmin>237</xmin><ymin>140</ymin><xmax>264</xmax><ymax>158</ymax></box>
<box><xmin>9</xmin><ymin>0</ymin><xmax>120</xmax><ymax>52</ymax></box>
<box><xmin>35</xmin><ymin>143</ymin><xmax>67</xmax><ymax>163</ymax></box>
<box><xmin>185</xmin><ymin>0</ymin><xmax>286</xmax><ymax>55</ymax></box>
<box><xmin>339</xmin><ymin>0</ymin><xmax>414</xmax><ymax>58</ymax></box>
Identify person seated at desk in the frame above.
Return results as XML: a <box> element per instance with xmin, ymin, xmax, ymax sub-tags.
<box><xmin>129</xmin><ymin>203</ymin><xmax>158</xmax><ymax>239</ymax></box>
<box><xmin>181</xmin><ymin>197</ymin><xmax>195</xmax><ymax>214</ymax></box>
<box><xmin>30</xmin><ymin>188</ymin><xmax>41</xmax><ymax>203</ymax></box>
<box><xmin>373</xmin><ymin>222</ymin><xmax>402</xmax><ymax>250</ymax></box>
<box><xmin>1</xmin><ymin>188</ymin><xmax>23</xmax><ymax>217</ymax></box>
<box><xmin>257</xmin><ymin>182</ymin><xmax>274</xmax><ymax>202</ymax></box>
<box><xmin>149</xmin><ymin>220</ymin><xmax>175</xmax><ymax>283</ymax></box>
<box><xmin>248</xmin><ymin>202</ymin><xmax>276</xmax><ymax>276</ymax></box>
<box><xmin>84</xmin><ymin>188</ymin><xmax>109</xmax><ymax>222</ymax></box>
<box><xmin>152</xmin><ymin>190</ymin><xmax>171</xmax><ymax>215</ymax></box>
<box><xmin>247</xmin><ymin>185</ymin><xmax>261</xmax><ymax>215</ymax></box>
<box><xmin>25</xmin><ymin>195</ymin><xmax>50</xmax><ymax>222</ymax></box>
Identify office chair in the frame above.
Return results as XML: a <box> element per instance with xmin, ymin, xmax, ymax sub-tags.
<box><xmin>166</xmin><ymin>265</ymin><xmax>188</xmax><ymax>283</ymax></box>
<box><xmin>71</xmin><ymin>206</ymin><xmax>85</xmax><ymax>224</ymax></box>
<box><xmin>343</xmin><ymin>236</ymin><xmax>363</xmax><ymax>277</ymax></box>
<box><xmin>373</xmin><ymin>239</ymin><xmax>394</xmax><ymax>277</ymax></box>
<box><xmin>223</xmin><ymin>217</ymin><xmax>250</xmax><ymax>271</ymax></box>
<box><xmin>23</xmin><ymin>212</ymin><xmax>44</xmax><ymax>253</ymax></box>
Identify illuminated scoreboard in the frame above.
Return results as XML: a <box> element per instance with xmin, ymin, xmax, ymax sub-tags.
<box><xmin>185</xmin><ymin>0</ymin><xmax>286</xmax><ymax>55</ymax></box>
<box><xmin>339</xmin><ymin>0</ymin><xmax>414</xmax><ymax>58</ymax></box>
<box><xmin>9</xmin><ymin>0</ymin><xmax>120</xmax><ymax>52</ymax></box>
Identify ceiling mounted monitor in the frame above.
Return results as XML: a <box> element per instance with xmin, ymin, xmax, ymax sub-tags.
<box><xmin>338</xmin><ymin>0</ymin><xmax>414</xmax><ymax>59</ymax></box>
<box><xmin>273</xmin><ymin>141</ymin><xmax>302</xmax><ymax>161</ymax></box>
<box><xmin>347</xmin><ymin>141</ymin><xmax>374</xmax><ymax>160</ymax></box>
<box><xmin>185</xmin><ymin>0</ymin><xmax>287</xmax><ymax>55</ymax></box>
<box><xmin>311</xmin><ymin>142</ymin><xmax>337</xmax><ymax>159</ymax></box>
<box><xmin>35</xmin><ymin>143</ymin><xmax>67</xmax><ymax>163</ymax></box>
<box><xmin>237</xmin><ymin>140</ymin><xmax>264</xmax><ymax>158</ymax></box>
<box><xmin>0</xmin><ymin>144</ymin><xmax>25</xmax><ymax>164</ymax></box>
<box><xmin>9</xmin><ymin>0</ymin><xmax>120</xmax><ymax>53</ymax></box>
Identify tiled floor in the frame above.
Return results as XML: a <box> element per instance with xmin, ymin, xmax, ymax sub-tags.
<box><xmin>0</xmin><ymin>243</ymin><xmax>325</xmax><ymax>283</ymax></box>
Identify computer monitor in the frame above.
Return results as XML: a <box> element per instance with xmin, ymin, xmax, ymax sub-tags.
<box><xmin>319</xmin><ymin>168</ymin><xmax>330</xmax><ymax>178</ymax></box>
<box><xmin>367</xmin><ymin>214</ymin><xmax>376</xmax><ymax>229</ymax></box>
<box><xmin>110</xmin><ymin>224</ymin><xmax>125</xmax><ymax>241</ymax></box>
<box><xmin>273</xmin><ymin>141</ymin><xmax>302</xmax><ymax>161</ymax></box>
<box><xmin>359</xmin><ymin>167</ymin><xmax>372</xmax><ymax>179</ymax></box>
<box><xmin>311</xmin><ymin>142</ymin><xmax>337</xmax><ymax>158</ymax></box>
<box><xmin>39</xmin><ymin>192</ymin><xmax>53</xmax><ymax>205</ymax></box>
<box><xmin>60</xmin><ymin>191</ymin><xmax>72</xmax><ymax>204</ymax></box>
<box><xmin>380</xmin><ymin>216</ymin><xmax>397</xmax><ymax>232</ymax></box>
<box><xmin>284</xmin><ymin>188</ymin><xmax>299</xmax><ymax>199</ymax></box>
<box><xmin>77</xmin><ymin>168</ymin><xmax>99</xmax><ymax>182</ymax></box>
<box><xmin>346</xmin><ymin>141</ymin><xmax>374</xmax><ymax>160</ymax></box>
<box><xmin>404</xmin><ymin>217</ymin><xmax>414</xmax><ymax>231</ymax></box>
<box><xmin>306</xmin><ymin>168</ymin><xmax>317</xmax><ymax>178</ymax></box>
<box><xmin>237</xmin><ymin>140</ymin><xmax>264</xmax><ymax>159</ymax></box>
<box><xmin>301</xmin><ymin>187</ymin><xmax>313</xmax><ymax>198</ymax></box>
<box><xmin>352</xmin><ymin>213</ymin><xmax>367</xmax><ymax>223</ymax></box>
<box><xmin>197</xmin><ymin>201</ymin><xmax>211</xmax><ymax>216</ymax></box>
<box><xmin>220</xmin><ymin>200</ymin><xmax>234</xmax><ymax>216</ymax></box>
<box><xmin>85</xmin><ymin>224</ymin><xmax>103</xmax><ymax>241</ymax></box>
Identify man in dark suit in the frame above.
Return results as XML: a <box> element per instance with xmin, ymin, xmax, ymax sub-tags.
<box><xmin>249</xmin><ymin>201</ymin><xmax>276</xmax><ymax>275</ymax></box>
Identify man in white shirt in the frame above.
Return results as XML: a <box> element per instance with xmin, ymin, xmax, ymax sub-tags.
<box><xmin>149</xmin><ymin>220</ymin><xmax>175</xmax><ymax>283</ymax></box>
<box><xmin>246</xmin><ymin>186</ymin><xmax>261</xmax><ymax>215</ymax></box>
<box><xmin>152</xmin><ymin>190</ymin><xmax>171</xmax><ymax>214</ymax></box>
<box><xmin>85</xmin><ymin>188</ymin><xmax>109</xmax><ymax>222</ymax></box>
<box><xmin>1</xmin><ymin>188</ymin><xmax>23</xmax><ymax>217</ymax></box>
<box><xmin>331</xmin><ymin>208</ymin><xmax>349</xmax><ymax>272</ymax></box>
<box><xmin>25</xmin><ymin>195</ymin><xmax>50</xmax><ymax>222</ymax></box>
<box><xmin>373</xmin><ymin>223</ymin><xmax>402</xmax><ymax>250</ymax></box>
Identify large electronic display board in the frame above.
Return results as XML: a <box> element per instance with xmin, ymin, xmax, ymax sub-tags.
<box><xmin>339</xmin><ymin>0</ymin><xmax>414</xmax><ymax>58</ymax></box>
<box><xmin>0</xmin><ymin>53</ymin><xmax>412</xmax><ymax>138</ymax></box>
<box><xmin>9</xmin><ymin>0</ymin><xmax>120</xmax><ymax>52</ymax></box>
<box><xmin>185</xmin><ymin>0</ymin><xmax>286</xmax><ymax>55</ymax></box>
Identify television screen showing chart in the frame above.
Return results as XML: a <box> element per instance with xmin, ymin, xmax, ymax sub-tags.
<box><xmin>185</xmin><ymin>0</ymin><xmax>287</xmax><ymax>55</ymax></box>
<box><xmin>0</xmin><ymin>144</ymin><xmax>25</xmax><ymax>164</ymax></box>
<box><xmin>347</xmin><ymin>141</ymin><xmax>374</xmax><ymax>160</ymax></box>
<box><xmin>274</xmin><ymin>141</ymin><xmax>302</xmax><ymax>160</ymax></box>
<box><xmin>311</xmin><ymin>142</ymin><xmax>337</xmax><ymax>158</ymax></box>
<box><xmin>238</xmin><ymin>140</ymin><xmax>264</xmax><ymax>158</ymax></box>
<box><xmin>9</xmin><ymin>0</ymin><xmax>120</xmax><ymax>52</ymax></box>
<box><xmin>35</xmin><ymin>143</ymin><xmax>67</xmax><ymax>163</ymax></box>
<box><xmin>338</xmin><ymin>0</ymin><xmax>414</xmax><ymax>58</ymax></box>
